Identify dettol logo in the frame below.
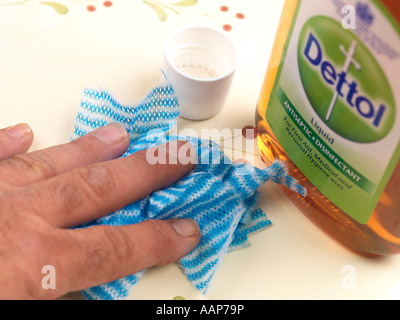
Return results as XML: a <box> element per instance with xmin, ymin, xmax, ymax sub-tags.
<box><xmin>298</xmin><ymin>16</ymin><xmax>395</xmax><ymax>143</ymax></box>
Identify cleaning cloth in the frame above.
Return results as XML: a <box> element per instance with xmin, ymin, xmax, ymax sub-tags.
<box><xmin>71</xmin><ymin>83</ymin><xmax>306</xmax><ymax>300</ymax></box>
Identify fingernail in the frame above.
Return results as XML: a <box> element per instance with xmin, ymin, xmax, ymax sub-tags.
<box><xmin>92</xmin><ymin>123</ymin><xmax>128</xmax><ymax>144</ymax></box>
<box><xmin>170</xmin><ymin>218</ymin><xmax>200</xmax><ymax>237</ymax></box>
<box><xmin>5</xmin><ymin>123</ymin><xmax>32</xmax><ymax>138</ymax></box>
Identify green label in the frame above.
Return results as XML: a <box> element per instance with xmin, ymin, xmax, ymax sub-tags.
<box><xmin>265</xmin><ymin>0</ymin><xmax>400</xmax><ymax>224</ymax></box>
<box><xmin>298</xmin><ymin>16</ymin><xmax>395</xmax><ymax>143</ymax></box>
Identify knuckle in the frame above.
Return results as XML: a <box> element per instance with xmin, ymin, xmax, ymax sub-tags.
<box><xmin>2</xmin><ymin>155</ymin><xmax>34</xmax><ymax>173</ymax></box>
<box><xmin>73</xmin><ymin>165</ymin><xmax>115</xmax><ymax>205</ymax></box>
<box><xmin>45</xmin><ymin>180</ymin><xmax>86</xmax><ymax>218</ymax></box>
<box><xmin>22</xmin><ymin>178</ymin><xmax>86</xmax><ymax>221</ymax></box>
<box><xmin>82</xmin><ymin>221</ymin><xmax>177</xmax><ymax>277</ymax></box>
<box><xmin>80</xmin><ymin>234</ymin><xmax>111</xmax><ymax>272</ymax></box>
<box><xmin>4</xmin><ymin>153</ymin><xmax>57</xmax><ymax>179</ymax></box>
<box><xmin>77</xmin><ymin>227</ymin><xmax>134</xmax><ymax>280</ymax></box>
<box><xmin>145</xmin><ymin>220</ymin><xmax>175</xmax><ymax>262</ymax></box>
<box><xmin>102</xmin><ymin>227</ymin><xmax>134</xmax><ymax>264</ymax></box>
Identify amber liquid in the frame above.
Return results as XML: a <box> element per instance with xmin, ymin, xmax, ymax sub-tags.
<box><xmin>256</xmin><ymin>0</ymin><xmax>400</xmax><ymax>256</ymax></box>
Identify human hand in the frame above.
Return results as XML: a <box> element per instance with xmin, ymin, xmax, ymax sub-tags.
<box><xmin>0</xmin><ymin>123</ymin><xmax>200</xmax><ymax>299</ymax></box>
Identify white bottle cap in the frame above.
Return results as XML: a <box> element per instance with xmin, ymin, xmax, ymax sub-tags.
<box><xmin>163</xmin><ymin>25</ymin><xmax>238</xmax><ymax>120</ymax></box>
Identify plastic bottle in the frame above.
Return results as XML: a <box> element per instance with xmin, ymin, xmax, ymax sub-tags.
<box><xmin>256</xmin><ymin>0</ymin><xmax>400</xmax><ymax>256</ymax></box>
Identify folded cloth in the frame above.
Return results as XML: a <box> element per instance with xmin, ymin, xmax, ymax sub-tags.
<box><xmin>71</xmin><ymin>84</ymin><xmax>306</xmax><ymax>300</ymax></box>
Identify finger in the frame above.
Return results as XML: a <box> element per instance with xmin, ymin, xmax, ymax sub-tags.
<box><xmin>0</xmin><ymin>123</ymin><xmax>130</xmax><ymax>187</ymax></box>
<box><xmin>47</xmin><ymin>219</ymin><xmax>200</xmax><ymax>297</ymax></box>
<box><xmin>0</xmin><ymin>123</ymin><xmax>33</xmax><ymax>161</ymax></box>
<box><xmin>19</xmin><ymin>141</ymin><xmax>196</xmax><ymax>227</ymax></box>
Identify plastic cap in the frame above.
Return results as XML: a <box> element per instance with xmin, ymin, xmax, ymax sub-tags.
<box><xmin>163</xmin><ymin>25</ymin><xmax>238</xmax><ymax>120</ymax></box>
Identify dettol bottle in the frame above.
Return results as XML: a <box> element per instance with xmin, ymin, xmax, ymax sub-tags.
<box><xmin>256</xmin><ymin>0</ymin><xmax>400</xmax><ymax>255</ymax></box>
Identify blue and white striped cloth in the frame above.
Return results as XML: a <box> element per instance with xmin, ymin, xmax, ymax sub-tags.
<box><xmin>71</xmin><ymin>84</ymin><xmax>306</xmax><ymax>300</ymax></box>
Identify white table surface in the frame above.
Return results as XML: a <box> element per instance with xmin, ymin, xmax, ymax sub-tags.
<box><xmin>1</xmin><ymin>0</ymin><xmax>400</xmax><ymax>300</ymax></box>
